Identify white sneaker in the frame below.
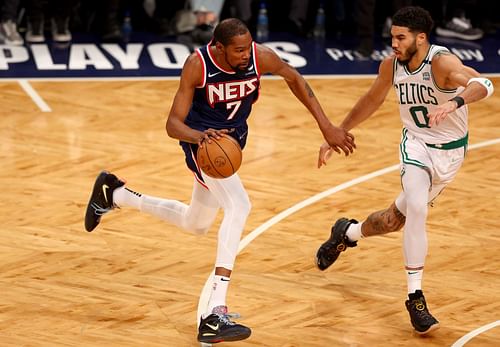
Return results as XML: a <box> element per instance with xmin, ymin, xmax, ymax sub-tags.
<box><xmin>436</xmin><ymin>16</ymin><xmax>483</xmax><ymax>41</ymax></box>
<box><xmin>51</xmin><ymin>17</ymin><xmax>72</xmax><ymax>42</ymax></box>
<box><xmin>0</xmin><ymin>20</ymin><xmax>24</xmax><ymax>45</ymax></box>
<box><xmin>26</xmin><ymin>18</ymin><xmax>45</xmax><ymax>43</ymax></box>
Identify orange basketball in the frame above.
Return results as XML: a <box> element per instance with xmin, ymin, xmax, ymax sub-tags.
<box><xmin>197</xmin><ymin>135</ymin><xmax>242</xmax><ymax>179</ymax></box>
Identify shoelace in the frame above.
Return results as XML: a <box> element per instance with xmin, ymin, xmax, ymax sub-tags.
<box><xmin>216</xmin><ymin>313</ymin><xmax>236</xmax><ymax>326</ymax></box>
<box><xmin>215</xmin><ymin>311</ymin><xmax>242</xmax><ymax>326</ymax></box>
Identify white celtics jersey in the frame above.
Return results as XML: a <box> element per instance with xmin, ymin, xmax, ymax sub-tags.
<box><xmin>393</xmin><ymin>44</ymin><xmax>468</xmax><ymax>144</ymax></box>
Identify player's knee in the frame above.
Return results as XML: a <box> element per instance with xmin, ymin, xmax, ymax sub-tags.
<box><xmin>228</xmin><ymin>194</ymin><xmax>252</xmax><ymax>217</ymax></box>
<box><xmin>406</xmin><ymin>198</ymin><xmax>428</xmax><ymax>220</ymax></box>
<box><xmin>240</xmin><ymin>196</ymin><xmax>252</xmax><ymax>216</ymax></box>
<box><xmin>183</xmin><ymin>220</ymin><xmax>211</xmax><ymax>235</ymax></box>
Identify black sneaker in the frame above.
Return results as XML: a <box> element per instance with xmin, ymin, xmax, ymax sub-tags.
<box><xmin>405</xmin><ymin>290</ymin><xmax>440</xmax><ymax>335</ymax></box>
<box><xmin>84</xmin><ymin>171</ymin><xmax>125</xmax><ymax>232</ymax></box>
<box><xmin>316</xmin><ymin>217</ymin><xmax>358</xmax><ymax>270</ymax></box>
<box><xmin>197</xmin><ymin>309</ymin><xmax>251</xmax><ymax>343</ymax></box>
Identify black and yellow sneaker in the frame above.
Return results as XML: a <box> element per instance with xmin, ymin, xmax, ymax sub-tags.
<box><xmin>197</xmin><ymin>307</ymin><xmax>251</xmax><ymax>344</ymax></box>
<box><xmin>316</xmin><ymin>217</ymin><xmax>358</xmax><ymax>270</ymax></box>
<box><xmin>405</xmin><ymin>290</ymin><xmax>440</xmax><ymax>335</ymax></box>
<box><xmin>84</xmin><ymin>171</ymin><xmax>125</xmax><ymax>232</ymax></box>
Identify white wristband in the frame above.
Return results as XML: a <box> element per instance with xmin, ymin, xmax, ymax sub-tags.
<box><xmin>467</xmin><ymin>77</ymin><xmax>494</xmax><ymax>99</ymax></box>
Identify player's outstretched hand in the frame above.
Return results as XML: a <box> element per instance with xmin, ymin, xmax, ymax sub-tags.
<box><xmin>317</xmin><ymin>142</ymin><xmax>334</xmax><ymax>168</ymax></box>
<box><xmin>428</xmin><ymin>100</ymin><xmax>456</xmax><ymax>127</ymax></box>
<box><xmin>324</xmin><ymin>126</ymin><xmax>356</xmax><ymax>157</ymax></box>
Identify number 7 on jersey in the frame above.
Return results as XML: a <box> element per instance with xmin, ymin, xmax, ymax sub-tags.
<box><xmin>226</xmin><ymin>101</ymin><xmax>241</xmax><ymax>120</ymax></box>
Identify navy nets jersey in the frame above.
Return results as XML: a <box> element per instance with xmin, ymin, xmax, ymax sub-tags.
<box><xmin>181</xmin><ymin>41</ymin><xmax>261</xmax><ymax>185</ymax></box>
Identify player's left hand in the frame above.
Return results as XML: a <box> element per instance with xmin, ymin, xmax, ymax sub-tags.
<box><xmin>428</xmin><ymin>101</ymin><xmax>456</xmax><ymax>127</ymax></box>
<box><xmin>317</xmin><ymin>142</ymin><xmax>334</xmax><ymax>168</ymax></box>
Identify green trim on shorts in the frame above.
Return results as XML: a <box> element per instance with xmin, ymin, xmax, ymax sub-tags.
<box><xmin>426</xmin><ymin>133</ymin><xmax>468</xmax><ymax>150</ymax></box>
<box><xmin>400</xmin><ymin>128</ymin><xmax>426</xmax><ymax>168</ymax></box>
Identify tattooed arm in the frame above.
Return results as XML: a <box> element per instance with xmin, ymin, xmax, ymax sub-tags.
<box><xmin>256</xmin><ymin>43</ymin><xmax>355</xmax><ymax>156</ymax></box>
<box><xmin>361</xmin><ymin>202</ymin><xmax>406</xmax><ymax>237</ymax></box>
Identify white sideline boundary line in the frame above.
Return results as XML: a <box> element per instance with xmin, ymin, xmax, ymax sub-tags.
<box><xmin>451</xmin><ymin>320</ymin><xmax>500</xmax><ymax>347</ymax></box>
<box><xmin>197</xmin><ymin>138</ymin><xmax>500</xmax><ymax>346</ymax></box>
<box><xmin>18</xmin><ymin>79</ymin><xmax>52</xmax><ymax>112</ymax></box>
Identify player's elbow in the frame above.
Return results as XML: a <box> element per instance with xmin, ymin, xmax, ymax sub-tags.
<box><xmin>468</xmin><ymin>77</ymin><xmax>494</xmax><ymax>99</ymax></box>
<box><xmin>165</xmin><ymin>117</ymin><xmax>176</xmax><ymax>139</ymax></box>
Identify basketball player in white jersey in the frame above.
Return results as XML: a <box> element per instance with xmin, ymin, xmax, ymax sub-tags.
<box><xmin>84</xmin><ymin>18</ymin><xmax>355</xmax><ymax>344</ymax></box>
<box><xmin>315</xmin><ymin>6</ymin><xmax>493</xmax><ymax>335</ymax></box>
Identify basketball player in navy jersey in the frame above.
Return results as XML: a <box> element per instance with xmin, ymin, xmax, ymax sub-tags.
<box><xmin>85</xmin><ymin>18</ymin><xmax>355</xmax><ymax>343</ymax></box>
<box><xmin>314</xmin><ymin>6</ymin><xmax>493</xmax><ymax>335</ymax></box>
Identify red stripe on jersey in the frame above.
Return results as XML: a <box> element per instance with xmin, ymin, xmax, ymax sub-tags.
<box><xmin>252</xmin><ymin>42</ymin><xmax>261</xmax><ymax>77</ymax></box>
<box><xmin>206</xmin><ymin>44</ymin><xmax>235</xmax><ymax>74</ymax></box>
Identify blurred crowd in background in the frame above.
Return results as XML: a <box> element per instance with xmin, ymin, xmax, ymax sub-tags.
<box><xmin>0</xmin><ymin>0</ymin><xmax>499</xmax><ymax>56</ymax></box>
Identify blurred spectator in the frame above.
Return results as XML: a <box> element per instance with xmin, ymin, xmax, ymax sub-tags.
<box><xmin>354</xmin><ymin>0</ymin><xmax>376</xmax><ymax>56</ymax></box>
<box><xmin>100</xmin><ymin>0</ymin><xmax>124</xmax><ymax>42</ymax></box>
<box><xmin>0</xmin><ymin>0</ymin><xmax>23</xmax><ymax>45</ymax></box>
<box><xmin>382</xmin><ymin>0</ymin><xmax>413</xmax><ymax>38</ymax></box>
<box><xmin>25</xmin><ymin>0</ymin><xmax>76</xmax><ymax>43</ymax></box>
<box><xmin>76</xmin><ymin>0</ymin><xmax>127</xmax><ymax>42</ymax></box>
<box><xmin>224</xmin><ymin>0</ymin><xmax>254</xmax><ymax>26</ymax></box>
<box><xmin>191</xmin><ymin>0</ymin><xmax>224</xmax><ymax>17</ymax></box>
<box><xmin>153</xmin><ymin>0</ymin><xmax>186</xmax><ymax>36</ymax></box>
<box><xmin>288</xmin><ymin>0</ymin><xmax>311</xmax><ymax>36</ymax></box>
<box><xmin>477</xmin><ymin>0</ymin><xmax>500</xmax><ymax>35</ymax></box>
<box><xmin>173</xmin><ymin>1</ymin><xmax>219</xmax><ymax>51</ymax></box>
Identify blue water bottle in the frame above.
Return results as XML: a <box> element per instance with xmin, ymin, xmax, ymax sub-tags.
<box><xmin>256</xmin><ymin>1</ymin><xmax>269</xmax><ymax>41</ymax></box>
<box><xmin>313</xmin><ymin>1</ymin><xmax>326</xmax><ymax>38</ymax></box>
<box><xmin>122</xmin><ymin>10</ymin><xmax>133</xmax><ymax>42</ymax></box>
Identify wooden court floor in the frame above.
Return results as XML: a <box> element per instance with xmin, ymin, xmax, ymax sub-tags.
<box><xmin>0</xmin><ymin>77</ymin><xmax>498</xmax><ymax>346</ymax></box>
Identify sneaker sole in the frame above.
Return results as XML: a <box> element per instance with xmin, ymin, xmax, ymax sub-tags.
<box><xmin>84</xmin><ymin>171</ymin><xmax>110</xmax><ymax>232</ymax></box>
<box><xmin>25</xmin><ymin>36</ymin><xmax>45</xmax><ymax>42</ymax></box>
<box><xmin>198</xmin><ymin>330</ymin><xmax>251</xmax><ymax>343</ymax></box>
<box><xmin>435</xmin><ymin>28</ymin><xmax>483</xmax><ymax>40</ymax></box>
<box><xmin>414</xmin><ymin>322</ymin><xmax>440</xmax><ymax>335</ymax></box>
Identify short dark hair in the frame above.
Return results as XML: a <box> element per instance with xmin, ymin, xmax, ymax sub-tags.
<box><xmin>213</xmin><ymin>18</ymin><xmax>249</xmax><ymax>46</ymax></box>
<box><xmin>392</xmin><ymin>6</ymin><xmax>434</xmax><ymax>38</ymax></box>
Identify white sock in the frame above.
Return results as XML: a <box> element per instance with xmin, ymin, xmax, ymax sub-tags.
<box><xmin>113</xmin><ymin>186</ymin><xmax>142</xmax><ymax>209</ymax></box>
<box><xmin>406</xmin><ymin>269</ymin><xmax>423</xmax><ymax>294</ymax></box>
<box><xmin>346</xmin><ymin>221</ymin><xmax>363</xmax><ymax>242</ymax></box>
<box><xmin>206</xmin><ymin>275</ymin><xmax>230</xmax><ymax>315</ymax></box>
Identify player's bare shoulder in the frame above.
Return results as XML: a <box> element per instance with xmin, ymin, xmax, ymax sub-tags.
<box><xmin>254</xmin><ymin>43</ymin><xmax>284</xmax><ymax>74</ymax></box>
<box><xmin>378</xmin><ymin>55</ymin><xmax>396</xmax><ymax>81</ymax></box>
<box><xmin>183</xmin><ymin>51</ymin><xmax>203</xmax><ymax>71</ymax></box>
<box><xmin>431</xmin><ymin>50</ymin><xmax>462</xmax><ymax>73</ymax></box>
<box><xmin>254</xmin><ymin>42</ymin><xmax>273</xmax><ymax>58</ymax></box>
<box><xmin>431</xmin><ymin>50</ymin><xmax>471</xmax><ymax>89</ymax></box>
<box><xmin>180</xmin><ymin>51</ymin><xmax>204</xmax><ymax>86</ymax></box>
